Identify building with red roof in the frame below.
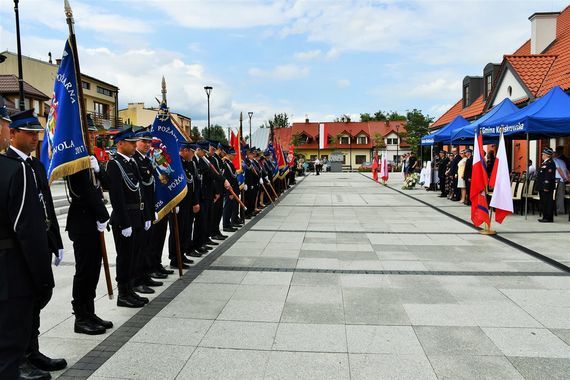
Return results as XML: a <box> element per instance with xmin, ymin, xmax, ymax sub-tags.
<box><xmin>431</xmin><ymin>6</ymin><xmax>570</xmax><ymax>172</ymax></box>
<box><xmin>273</xmin><ymin>119</ymin><xmax>409</xmax><ymax>169</ymax></box>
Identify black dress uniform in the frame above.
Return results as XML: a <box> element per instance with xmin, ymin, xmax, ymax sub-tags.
<box><xmin>463</xmin><ymin>152</ymin><xmax>473</xmax><ymax>205</ymax></box>
<box><xmin>536</xmin><ymin>148</ymin><xmax>557</xmax><ymax>222</ymax></box>
<box><xmin>0</xmin><ymin>154</ymin><xmax>53</xmax><ymax>379</ymax></box>
<box><xmin>209</xmin><ymin>149</ymin><xmax>225</xmax><ymax>239</ymax></box>
<box><xmin>222</xmin><ymin>155</ymin><xmax>239</xmax><ymax>230</ymax></box>
<box><xmin>244</xmin><ymin>155</ymin><xmax>259</xmax><ymax>216</ymax></box>
<box><xmin>106</xmin><ymin>130</ymin><xmax>145</xmax><ymax>308</ymax></box>
<box><xmin>438</xmin><ymin>153</ymin><xmax>449</xmax><ymax>196</ymax></box>
<box><xmin>196</xmin><ymin>152</ymin><xmax>225</xmax><ymax>244</ymax></box>
<box><xmin>65</xmin><ymin>161</ymin><xmax>112</xmax><ymax>334</ymax></box>
<box><xmin>132</xmin><ymin>146</ymin><xmax>157</xmax><ymax>288</ymax></box>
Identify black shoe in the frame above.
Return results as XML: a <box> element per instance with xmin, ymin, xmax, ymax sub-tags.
<box><xmin>196</xmin><ymin>246</ymin><xmax>209</xmax><ymax>254</ymax></box>
<box><xmin>158</xmin><ymin>265</ymin><xmax>175</xmax><ymax>275</ymax></box>
<box><xmin>117</xmin><ymin>294</ymin><xmax>144</xmax><ymax>308</ymax></box>
<box><xmin>170</xmin><ymin>262</ymin><xmax>190</xmax><ymax>269</ymax></box>
<box><xmin>232</xmin><ymin>223</ymin><xmax>243</xmax><ymax>228</ymax></box>
<box><xmin>134</xmin><ymin>284</ymin><xmax>155</xmax><ymax>294</ymax></box>
<box><xmin>188</xmin><ymin>250</ymin><xmax>203</xmax><ymax>258</ymax></box>
<box><xmin>28</xmin><ymin>352</ymin><xmax>67</xmax><ymax>372</ymax></box>
<box><xmin>144</xmin><ymin>277</ymin><xmax>163</xmax><ymax>287</ymax></box>
<box><xmin>223</xmin><ymin>227</ymin><xmax>238</xmax><ymax>232</ymax></box>
<box><xmin>206</xmin><ymin>239</ymin><xmax>219</xmax><ymax>246</ymax></box>
<box><xmin>19</xmin><ymin>360</ymin><xmax>51</xmax><ymax>380</ymax></box>
<box><xmin>129</xmin><ymin>285</ymin><xmax>150</xmax><ymax>304</ymax></box>
<box><xmin>74</xmin><ymin>316</ymin><xmax>106</xmax><ymax>335</ymax></box>
<box><xmin>182</xmin><ymin>256</ymin><xmax>195</xmax><ymax>264</ymax></box>
<box><xmin>89</xmin><ymin>313</ymin><xmax>113</xmax><ymax>329</ymax></box>
<box><xmin>211</xmin><ymin>234</ymin><xmax>227</xmax><ymax>241</ymax></box>
<box><xmin>150</xmin><ymin>271</ymin><xmax>168</xmax><ymax>279</ymax></box>
<box><xmin>538</xmin><ymin>218</ymin><xmax>553</xmax><ymax>223</ymax></box>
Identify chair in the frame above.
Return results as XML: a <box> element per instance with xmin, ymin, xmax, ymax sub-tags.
<box><xmin>523</xmin><ymin>179</ymin><xmax>535</xmax><ymax>214</ymax></box>
<box><xmin>513</xmin><ymin>180</ymin><xmax>525</xmax><ymax>214</ymax></box>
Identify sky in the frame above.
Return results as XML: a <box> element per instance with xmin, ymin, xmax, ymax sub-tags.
<box><xmin>0</xmin><ymin>0</ymin><xmax>567</xmax><ymax>134</ymax></box>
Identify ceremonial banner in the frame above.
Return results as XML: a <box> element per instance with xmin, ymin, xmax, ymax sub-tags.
<box><xmin>230</xmin><ymin>130</ymin><xmax>245</xmax><ymax>189</ymax></box>
<box><xmin>41</xmin><ymin>39</ymin><xmax>90</xmax><ymax>184</ymax></box>
<box><xmin>288</xmin><ymin>145</ymin><xmax>295</xmax><ymax>167</ymax></box>
<box><xmin>489</xmin><ymin>131</ymin><xmax>513</xmax><ymax>223</ymax></box>
<box><xmin>470</xmin><ymin>130</ymin><xmax>490</xmax><ymax>227</ymax></box>
<box><xmin>150</xmin><ymin>103</ymin><xmax>188</xmax><ymax>221</ymax></box>
<box><xmin>267</xmin><ymin>143</ymin><xmax>280</xmax><ymax>177</ymax></box>
<box><xmin>372</xmin><ymin>150</ymin><xmax>379</xmax><ymax>182</ymax></box>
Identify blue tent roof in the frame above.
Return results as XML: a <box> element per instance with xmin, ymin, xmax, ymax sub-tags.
<box><xmin>480</xmin><ymin>86</ymin><xmax>570</xmax><ymax>138</ymax></box>
<box><xmin>420</xmin><ymin>115</ymin><xmax>469</xmax><ymax>146</ymax></box>
<box><xmin>450</xmin><ymin>98</ymin><xmax>519</xmax><ymax>144</ymax></box>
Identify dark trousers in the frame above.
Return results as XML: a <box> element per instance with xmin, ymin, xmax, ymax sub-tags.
<box><xmin>69</xmin><ymin>229</ymin><xmax>102</xmax><ymax>304</ymax></box>
<box><xmin>168</xmin><ymin>205</ymin><xmax>195</xmax><ymax>259</ymax></box>
<box><xmin>223</xmin><ymin>196</ymin><xmax>236</xmax><ymax>228</ymax></box>
<box><xmin>150</xmin><ymin>217</ymin><xmax>168</xmax><ymax>270</ymax></box>
<box><xmin>465</xmin><ymin>180</ymin><xmax>472</xmax><ymax>204</ymax></box>
<box><xmin>194</xmin><ymin>199</ymin><xmax>210</xmax><ymax>247</ymax></box>
<box><xmin>540</xmin><ymin>190</ymin><xmax>554</xmax><ymax>221</ymax></box>
<box><xmin>0</xmin><ymin>297</ymin><xmax>34</xmax><ymax>378</ymax></box>
<box><xmin>245</xmin><ymin>186</ymin><xmax>256</xmax><ymax>215</ymax></box>
<box><xmin>26</xmin><ymin>298</ymin><xmax>43</xmax><ymax>359</ymax></box>
<box><xmin>135</xmin><ymin>226</ymin><xmax>154</xmax><ymax>284</ymax></box>
<box><xmin>112</xmin><ymin>227</ymin><xmax>141</xmax><ymax>285</ymax></box>
<box><xmin>439</xmin><ymin>176</ymin><xmax>447</xmax><ymax>196</ymax></box>
<box><xmin>210</xmin><ymin>197</ymin><xmax>223</xmax><ymax>236</ymax></box>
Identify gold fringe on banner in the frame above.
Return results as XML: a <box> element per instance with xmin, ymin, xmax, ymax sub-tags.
<box><xmin>48</xmin><ymin>156</ymin><xmax>91</xmax><ymax>185</ymax></box>
<box><xmin>154</xmin><ymin>186</ymin><xmax>188</xmax><ymax>223</ymax></box>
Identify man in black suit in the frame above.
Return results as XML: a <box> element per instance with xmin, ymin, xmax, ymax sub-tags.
<box><xmin>437</xmin><ymin>150</ymin><xmax>449</xmax><ymax>197</ymax></box>
<box><xmin>7</xmin><ymin>110</ymin><xmax>67</xmax><ymax>378</ymax></box>
<box><xmin>0</xmin><ymin>106</ymin><xmax>54</xmax><ymax>380</ymax></box>
<box><xmin>222</xmin><ymin>148</ymin><xmax>240</xmax><ymax>232</ymax></box>
<box><xmin>65</xmin><ymin>120</ymin><xmax>113</xmax><ymax>336</ymax></box>
<box><xmin>208</xmin><ymin>142</ymin><xmax>227</xmax><ymax>241</ymax></box>
<box><xmin>132</xmin><ymin>131</ymin><xmax>162</xmax><ymax>294</ymax></box>
<box><xmin>106</xmin><ymin>127</ymin><xmax>146</xmax><ymax>308</ymax></box>
<box><xmin>448</xmin><ymin>148</ymin><xmax>462</xmax><ymax>201</ymax></box>
<box><xmin>463</xmin><ymin>149</ymin><xmax>473</xmax><ymax>205</ymax></box>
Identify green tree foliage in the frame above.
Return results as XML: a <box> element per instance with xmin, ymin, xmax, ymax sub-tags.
<box><xmin>201</xmin><ymin>124</ymin><xmax>228</xmax><ymax>144</ymax></box>
<box><xmin>190</xmin><ymin>126</ymin><xmax>201</xmax><ymax>142</ymax></box>
<box><xmin>360</xmin><ymin>113</ymin><xmax>373</xmax><ymax>122</ymax></box>
<box><xmin>334</xmin><ymin>114</ymin><xmax>351</xmax><ymax>122</ymax></box>
<box><xmin>267</xmin><ymin>113</ymin><xmax>289</xmax><ymax>129</ymax></box>
<box><xmin>360</xmin><ymin>110</ymin><xmax>407</xmax><ymax>122</ymax></box>
<box><xmin>402</xmin><ymin>109</ymin><xmax>433</xmax><ymax>153</ymax></box>
<box><xmin>373</xmin><ymin>132</ymin><xmax>386</xmax><ymax>151</ymax></box>
<box><xmin>290</xmin><ymin>132</ymin><xmax>305</xmax><ymax>147</ymax></box>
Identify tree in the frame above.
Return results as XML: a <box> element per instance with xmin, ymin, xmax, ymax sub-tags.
<box><xmin>372</xmin><ymin>133</ymin><xmax>386</xmax><ymax>151</ymax></box>
<box><xmin>360</xmin><ymin>113</ymin><xmax>373</xmax><ymax>122</ymax></box>
<box><xmin>290</xmin><ymin>132</ymin><xmax>304</xmax><ymax>147</ymax></box>
<box><xmin>334</xmin><ymin>114</ymin><xmax>351</xmax><ymax>122</ymax></box>
<box><xmin>190</xmin><ymin>126</ymin><xmax>201</xmax><ymax>142</ymax></box>
<box><xmin>202</xmin><ymin>124</ymin><xmax>228</xmax><ymax>144</ymax></box>
<box><xmin>373</xmin><ymin>111</ymin><xmax>387</xmax><ymax>121</ymax></box>
<box><xmin>403</xmin><ymin>109</ymin><xmax>433</xmax><ymax>153</ymax></box>
<box><xmin>387</xmin><ymin>111</ymin><xmax>407</xmax><ymax>121</ymax></box>
<box><xmin>267</xmin><ymin>113</ymin><xmax>289</xmax><ymax>129</ymax></box>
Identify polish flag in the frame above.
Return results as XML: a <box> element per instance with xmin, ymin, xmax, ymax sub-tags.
<box><xmin>319</xmin><ymin>123</ymin><xmax>328</xmax><ymax>149</ymax></box>
<box><xmin>489</xmin><ymin>131</ymin><xmax>513</xmax><ymax>223</ymax></box>
<box><xmin>372</xmin><ymin>150</ymin><xmax>379</xmax><ymax>182</ymax></box>
<box><xmin>470</xmin><ymin>130</ymin><xmax>490</xmax><ymax>227</ymax></box>
<box><xmin>380</xmin><ymin>153</ymin><xmax>389</xmax><ymax>182</ymax></box>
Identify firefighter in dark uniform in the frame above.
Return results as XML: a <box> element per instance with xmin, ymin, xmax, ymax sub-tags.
<box><xmin>65</xmin><ymin>120</ymin><xmax>113</xmax><ymax>336</ymax></box>
<box><xmin>536</xmin><ymin>147</ymin><xmax>556</xmax><ymax>223</ymax></box>
<box><xmin>243</xmin><ymin>147</ymin><xmax>260</xmax><ymax>218</ymax></box>
<box><xmin>437</xmin><ymin>150</ymin><xmax>449</xmax><ymax>196</ymax></box>
<box><xmin>222</xmin><ymin>147</ymin><xmax>240</xmax><ymax>232</ymax></box>
<box><xmin>132</xmin><ymin>131</ymin><xmax>162</xmax><ymax>294</ymax></box>
<box><xmin>7</xmin><ymin>110</ymin><xmax>67</xmax><ymax>378</ymax></box>
<box><xmin>106</xmin><ymin>127</ymin><xmax>146</xmax><ymax>308</ymax></box>
<box><xmin>0</xmin><ymin>106</ymin><xmax>54</xmax><ymax>380</ymax></box>
<box><xmin>208</xmin><ymin>142</ymin><xmax>227</xmax><ymax>241</ymax></box>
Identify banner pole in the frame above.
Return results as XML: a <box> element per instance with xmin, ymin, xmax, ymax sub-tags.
<box><xmin>99</xmin><ymin>232</ymin><xmax>114</xmax><ymax>299</ymax></box>
<box><xmin>172</xmin><ymin>211</ymin><xmax>184</xmax><ymax>277</ymax></box>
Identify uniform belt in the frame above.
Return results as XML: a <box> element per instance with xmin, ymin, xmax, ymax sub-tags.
<box><xmin>0</xmin><ymin>238</ymin><xmax>17</xmax><ymax>250</ymax></box>
<box><xmin>126</xmin><ymin>203</ymin><xmax>144</xmax><ymax>211</ymax></box>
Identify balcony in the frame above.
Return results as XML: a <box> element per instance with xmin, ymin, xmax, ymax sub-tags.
<box><xmin>87</xmin><ymin>111</ymin><xmax>123</xmax><ymax>130</ymax></box>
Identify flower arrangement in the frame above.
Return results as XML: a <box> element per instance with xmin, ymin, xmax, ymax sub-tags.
<box><xmin>402</xmin><ymin>172</ymin><xmax>420</xmax><ymax>190</ymax></box>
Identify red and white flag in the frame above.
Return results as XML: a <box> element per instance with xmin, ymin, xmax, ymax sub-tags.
<box><xmin>372</xmin><ymin>150</ymin><xmax>379</xmax><ymax>182</ymax></box>
<box><xmin>489</xmin><ymin>131</ymin><xmax>513</xmax><ymax>223</ymax></box>
<box><xmin>380</xmin><ymin>153</ymin><xmax>389</xmax><ymax>182</ymax></box>
<box><xmin>319</xmin><ymin>123</ymin><xmax>328</xmax><ymax>150</ymax></box>
<box><xmin>470</xmin><ymin>130</ymin><xmax>490</xmax><ymax>227</ymax></box>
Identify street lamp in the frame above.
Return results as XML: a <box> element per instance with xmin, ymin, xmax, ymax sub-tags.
<box><xmin>204</xmin><ymin>86</ymin><xmax>213</xmax><ymax>139</ymax></box>
<box><xmin>395</xmin><ymin>124</ymin><xmax>400</xmax><ymax>172</ymax></box>
<box><xmin>14</xmin><ymin>0</ymin><xmax>25</xmax><ymax>110</ymax></box>
<box><xmin>248</xmin><ymin>111</ymin><xmax>253</xmax><ymax>143</ymax></box>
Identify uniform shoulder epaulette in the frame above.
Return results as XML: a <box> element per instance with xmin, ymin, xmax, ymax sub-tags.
<box><xmin>1</xmin><ymin>153</ymin><xmax>21</xmax><ymax>162</ymax></box>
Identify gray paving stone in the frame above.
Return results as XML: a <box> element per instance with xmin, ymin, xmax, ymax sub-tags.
<box><xmin>349</xmin><ymin>353</ymin><xmax>437</xmax><ymax>380</ymax></box>
<box><xmin>346</xmin><ymin>325</ymin><xmax>423</xmax><ymax>354</ymax></box>
<box><xmin>414</xmin><ymin>326</ymin><xmax>502</xmax><ymax>355</ymax></box>
<box><xmin>286</xmin><ymin>285</ymin><xmax>343</xmax><ymax>304</ymax></box>
<box><xmin>273</xmin><ymin>323</ymin><xmax>347</xmax><ymax>352</ymax></box>
<box><xmin>428</xmin><ymin>355</ymin><xmax>524</xmax><ymax>379</ymax></box>
<box><xmin>176</xmin><ymin>347</ymin><xmax>270</xmax><ymax>380</ymax></box>
<box><xmin>241</xmin><ymin>271</ymin><xmax>293</xmax><ymax>285</ymax></box>
<box><xmin>291</xmin><ymin>272</ymin><xmax>340</xmax><ymax>286</ymax></box>
<box><xmin>508</xmin><ymin>356</ymin><xmax>570</xmax><ymax>380</ymax></box>
<box><xmin>551</xmin><ymin>329</ymin><xmax>570</xmax><ymax>346</ymax></box>
<box><xmin>199</xmin><ymin>320</ymin><xmax>277</xmax><ymax>350</ymax></box>
<box><xmin>130</xmin><ymin>317</ymin><xmax>212</xmax><ymax>346</ymax></box>
<box><xmin>194</xmin><ymin>270</ymin><xmax>246</xmax><ymax>284</ymax></box>
<box><xmin>344</xmin><ymin>301</ymin><xmax>411</xmax><ymax>325</ymax></box>
<box><xmin>404</xmin><ymin>304</ymin><xmax>477</xmax><ymax>326</ymax></box>
<box><xmin>281</xmin><ymin>302</ymin><xmax>345</xmax><ymax>324</ymax></box>
<box><xmin>217</xmin><ymin>300</ymin><xmax>285</xmax><ymax>322</ymax></box>
<box><xmin>482</xmin><ymin>327</ymin><xmax>570</xmax><ymax>358</ymax></box>
<box><xmin>264</xmin><ymin>351</ymin><xmax>350</xmax><ymax>380</ymax></box>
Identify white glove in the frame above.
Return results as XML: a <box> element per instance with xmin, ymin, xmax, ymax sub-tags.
<box><xmin>224</xmin><ymin>179</ymin><xmax>231</xmax><ymax>189</ymax></box>
<box><xmin>54</xmin><ymin>249</ymin><xmax>64</xmax><ymax>266</ymax></box>
<box><xmin>121</xmin><ymin>227</ymin><xmax>132</xmax><ymax>237</ymax></box>
<box><xmin>155</xmin><ymin>212</ymin><xmax>159</xmax><ymax>220</ymax></box>
<box><xmin>259</xmin><ymin>178</ymin><xmax>263</xmax><ymax>185</ymax></box>
<box><xmin>89</xmin><ymin>155</ymin><xmax>100</xmax><ymax>173</ymax></box>
<box><xmin>144</xmin><ymin>220</ymin><xmax>151</xmax><ymax>231</ymax></box>
<box><xmin>244</xmin><ymin>185</ymin><xmax>248</xmax><ymax>191</ymax></box>
<box><xmin>96</xmin><ymin>219</ymin><xmax>109</xmax><ymax>232</ymax></box>
<box><xmin>175</xmin><ymin>207</ymin><xmax>180</xmax><ymax>214</ymax></box>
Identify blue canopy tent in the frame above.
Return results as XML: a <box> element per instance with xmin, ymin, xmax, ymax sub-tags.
<box><xmin>420</xmin><ymin>115</ymin><xmax>469</xmax><ymax>146</ymax></box>
<box><xmin>450</xmin><ymin>98</ymin><xmax>519</xmax><ymax>145</ymax></box>
<box><xmin>480</xmin><ymin>86</ymin><xmax>570</xmax><ymax>139</ymax></box>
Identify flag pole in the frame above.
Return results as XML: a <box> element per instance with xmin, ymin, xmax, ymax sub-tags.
<box><xmin>65</xmin><ymin>0</ymin><xmax>115</xmax><ymax>297</ymax></box>
<box><xmin>172</xmin><ymin>211</ymin><xmax>184</xmax><ymax>277</ymax></box>
<box><xmin>524</xmin><ymin>133</ymin><xmax>530</xmax><ymax>220</ymax></box>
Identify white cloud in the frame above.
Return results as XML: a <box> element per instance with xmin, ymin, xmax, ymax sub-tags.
<box><xmin>294</xmin><ymin>49</ymin><xmax>321</xmax><ymax>60</ymax></box>
<box><xmin>337</xmin><ymin>79</ymin><xmax>351</xmax><ymax>89</ymax></box>
<box><xmin>249</xmin><ymin>64</ymin><xmax>309</xmax><ymax>80</ymax></box>
<box><xmin>411</xmin><ymin>78</ymin><xmax>462</xmax><ymax>97</ymax></box>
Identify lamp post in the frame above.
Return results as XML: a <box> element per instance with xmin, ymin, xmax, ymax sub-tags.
<box><xmin>396</xmin><ymin>124</ymin><xmax>400</xmax><ymax>172</ymax></box>
<box><xmin>204</xmin><ymin>86</ymin><xmax>213</xmax><ymax>139</ymax></box>
<box><xmin>248</xmin><ymin>111</ymin><xmax>253</xmax><ymax>144</ymax></box>
<box><xmin>14</xmin><ymin>0</ymin><xmax>25</xmax><ymax>110</ymax></box>
<box><xmin>349</xmin><ymin>127</ymin><xmax>353</xmax><ymax>172</ymax></box>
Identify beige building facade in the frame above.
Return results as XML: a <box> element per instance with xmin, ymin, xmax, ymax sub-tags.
<box><xmin>119</xmin><ymin>102</ymin><xmax>192</xmax><ymax>137</ymax></box>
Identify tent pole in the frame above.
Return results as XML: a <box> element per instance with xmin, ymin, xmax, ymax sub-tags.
<box><xmin>524</xmin><ymin>133</ymin><xmax>529</xmax><ymax>220</ymax></box>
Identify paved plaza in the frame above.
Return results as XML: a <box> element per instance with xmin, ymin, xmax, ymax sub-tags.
<box><xmin>44</xmin><ymin>173</ymin><xmax>570</xmax><ymax>379</ymax></box>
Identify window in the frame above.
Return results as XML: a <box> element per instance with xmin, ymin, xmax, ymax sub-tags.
<box><xmin>97</xmin><ymin>86</ymin><xmax>113</xmax><ymax>97</ymax></box>
<box><xmin>94</xmin><ymin>102</ymin><xmax>109</xmax><ymax>117</ymax></box>
<box><xmin>14</xmin><ymin>97</ymin><xmax>30</xmax><ymax>110</ymax></box>
<box><xmin>485</xmin><ymin>75</ymin><xmax>492</xmax><ymax>97</ymax></box>
<box><xmin>340</xmin><ymin>136</ymin><xmax>350</xmax><ymax>144</ymax></box>
<box><xmin>387</xmin><ymin>138</ymin><xmax>398</xmax><ymax>145</ymax></box>
<box><xmin>356</xmin><ymin>136</ymin><xmax>367</xmax><ymax>144</ymax></box>
<box><xmin>33</xmin><ymin>99</ymin><xmax>40</xmax><ymax>114</ymax></box>
<box><xmin>464</xmin><ymin>85</ymin><xmax>470</xmax><ymax>107</ymax></box>
<box><xmin>355</xmin><ymin>155</ymin><xmax>366</xmax><ymax>165</ymax></box>
<box><xmin>82</xmin><ymin>81</ymin><xmax>91</xmax><ymax>90</ymax></box>
<box><xmin>342</xmin><ymin>155</ymin><xmax>346</xmax><ymax>164</ymax></box>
